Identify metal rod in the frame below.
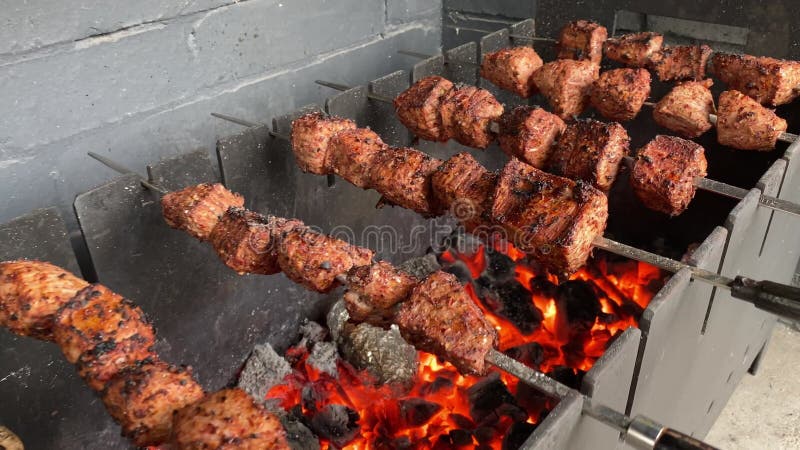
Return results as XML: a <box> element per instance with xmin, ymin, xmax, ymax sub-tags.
<box><xmin>442</xmin><ymin>24</ymin><xmax>555</xmax><ymax>42</ymax></box>
<box><xmin>397</xmin><ymin>49</ymin><xmax>481</xmax><ymax>68</ymax></box>
<box><xmin>87</xmin><ymin>152</ymin><xmax>169</xmax><ymax>195</ymax></box>
<box><xmin>210</xmin><ymin>113</ymin><xmax>290</xmax><ymax>141</ymax></box>
<box><xmin>314</xmin><ymin>80</ymin><xmax>395</xmax><ymax>104</ymax></box>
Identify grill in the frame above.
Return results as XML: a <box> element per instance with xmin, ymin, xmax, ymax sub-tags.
<box><xmin>1</xmin><ymin>2</ymin><xmax>799</xmax><ymax>449</ymax></box>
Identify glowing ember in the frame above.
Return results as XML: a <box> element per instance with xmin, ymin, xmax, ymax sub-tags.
<box><xmin>267</xmin><ymin>238</ymin><xmax>666</xmax><ymax>449</ymax></box>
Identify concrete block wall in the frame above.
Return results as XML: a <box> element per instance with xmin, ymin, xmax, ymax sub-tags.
<box><xmin>0</xmin><ymin>0</ymin><xmax>442</xmax><ymax>255</ymax></box>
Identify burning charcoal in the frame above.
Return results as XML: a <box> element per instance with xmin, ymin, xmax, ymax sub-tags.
<box><xmin>528</xmin><ymin>275</ymin><xmax>559</xmax><ymax>298</ymax></box>
<box><xmin>422</xmin><ymin>376</ymin><xmax>455</xmax><ymax>396</ymax></box>
<box><xmin>326</xmin><ymin>299</ymin><xmax>350</xmax><ymax>343</ymax></box>
<box><xmin>309</xmin><ymin>404</ymin><xmax>360</xmax><ymax>447</ymax></box>
<box><xmin>450</xmin><ymin>429</ymin><xmax>474</xmax><ymax>446</ymax></box>
<box><xmin>474</xmin><ymin>426</ymin><xmax>496</xmax><ymax>444</ymax></box>
<box><xmin>450</xmin><ymin>413</ymin><xmax>476</xmax><ymax>430</ymax></box>
<box><xmin>476</xmin><ymin>445</ymin><xmax>494</xmax><ymax>450</ymax></box>
<box><xmin>398</xmin><ymin>253</ymin><xmax>441</xmax><ymax>279</ymax></box>
<box><xmin>555</xmin><ymin>280</ymin><xmax>603</xmax><ymax>333</ymax></box>
<box><xmin>467</xmin><ymin>373</ymin><xmax>520</xmax><ymax>424</ymax></box>
<box><xmin>340</xmin><ymin>322</ymin><xmax>418</xmax><ymax>385</ymax></box>
<box><xmin>400</xmin><ymin>398</ymin><xmax>442</xmax><ymax>427</ymax></box>
<box><xmin>237</xmin><ymin>343</ymin><xmax>292</xmax><ymax>406</ymax></box>
<box><xmin>548</xmin><ymin>366</ymin><xmax>584</xmax><ymax>390</ymax></box>
<box><xmin>443</xmin><ymin>260</ymin><xmax>474</xmax><ymax>284</ymax></box>
<box><xmin>480</xmin><ymin>248</ymin><xmax>516</xmax><ymax>283</ymax></box>
<box><xmin>505</xmin><ymin>342</ymin><xmax>544</xmax><ymax>368</ymax></box>
<box><xmin>515</xmin><ymin>382</ymin><xmax>551</xmax><ymax>416</ymax></box>
<box><xmin>307</xmin><ymin>341</ymin><xmax>339</xmax><ymax>378</ymax></box>
<box><xmin>502</xmin><ymin>422</ymin><xmax>537</xmax><ymax>450</ymax></box>
<box><xmin>299</xmin><ymin>320</ymin><xmax>329</xmax><ymax>347</ymax></box>
<box><xmin>439</xmin><ymin>230</ymin><xmax>484</xmax><ymax>257</ymax></box>
<box><xmin>478</xmin><ymin>281</ymin><xmax>543</xmax><ymax>334</ymax></box>
<box><xmin>279</xmin><ymin>415</ymin><xmax>320</xmax><ymax>450</ymax></box>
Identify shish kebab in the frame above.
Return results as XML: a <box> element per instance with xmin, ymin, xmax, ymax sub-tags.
<box><xmin>311</xmin><ymin>79</ymin><xmax>800</xmax><ymax>217</ymax></box>
<box><xmin>206</xmin><ymin>112</ymin><xmax>800</xmax><ymax>313</ymax></box>
<box><xmin>82</xmin><ymin>161</ymin><xmax>729</xmax><ymax>450</ymax></box>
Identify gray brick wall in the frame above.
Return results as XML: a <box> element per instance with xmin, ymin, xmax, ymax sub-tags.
<box><xmin>0</xmin><ymin>0</ymin><xmax>442</xmax><ymax>235</ymax></box>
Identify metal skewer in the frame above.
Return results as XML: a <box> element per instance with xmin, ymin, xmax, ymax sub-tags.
<box><xmin>443</xmin><ymin>24</ymin><xmax>556</xmax><ymax>43</ymax></box>
<box><xmin>88</xmin><ymin>152</ymin><xmax>725</xmax><ymax>450</ymax></box>
<box><xmin>397</xmin><ymin>49</ymin><xmax>482</xmax><ymax>68</ymax></box>
<box><xmin>210</xmin><ymin>113</ymin><xmax>291</xmax><ymax>141</ymax></box>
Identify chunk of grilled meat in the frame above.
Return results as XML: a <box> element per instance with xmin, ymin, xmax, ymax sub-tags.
<box><xmin>603</xmin><ymin>32</ymin><xmax>663</xmax><ymax>67</ymax></box>
<box><xmin>394</xmin><ymin>76</ymin><xmax>455</xmax><ymax>141</ymax></box>
<box><xmin>277</xmin><ymin>228</ymin><xmax>373</xmax><ymax>293</ymax></box>
<box><xmin>497</xmin><ymin>106</ymin><xmax>566</xmax><ymax>168</ymax></box>
<box><xmin>161</xmin><ymin>183</ymin><xmax>245</xmax><ymax>241</ymax></box>
<box><xmin>53</xmin><ymin>284</ymin><xmax>156</xmax><ymax>391</ymax></box>
<box><xmin>590</xmin><ymin>68</ymin><xmax>651</xmax><ymax>121</ymax></box>
<box><xmin>172</xmin><ymin>388</ymin><xmax>290</xmax><ymax>450</ymax></box>
<box><xmin>0</xmin><ymin>260</ymin><xmax>88</xmax><ymax>340</ymax></box>
<box><xmin>328</xmin><ymin>128</ymin><xmax>387</xmax><ymax>188</ymax></box>
<box><xmin>652</xmin><ymin>79</ymin><xmax>715</xmax><ymax>138</ymax></box>
<box><xmin>290</xmin><ymin>112</ymin><xmax>357</xmax><ymax>174</ymax></box>
<box><xmin>371</xmin><ymin>147</ymin><xmax>443</xmax><ymax>215</ymax></box>
<box><xmin>532</xmin><ymin>59</ymin><xmax>600</xmax><ymax>120</ymax></box>
<box><xmin>101</xmin><ymin>361</ymin><xmax>205</xmax><ymax>447</ymax></box>
<box><xmin>491</xmin><ymin>159</ymin><xmax>608</xmax><ymax>275</ymax></box>
<box><xmin>630</xmin><ymin>135</ymin><xmax>707</xmax><ymax>216</ymax></box>
<box><xmin>395</xmin><ymin>271</ymin><xmax>497</xmax><ymax>375</ymax></box>
<box><xmin>716</xmin><ymin>90</ymin><xmax>788</xmax><ymax>151</ymax></box>
<box><xmin>548</xmin><ymin>119</ymin><xmax>629</xmax><ymax>192</ymax></box>
<box><xmin>649</xmin><ymin>45</ymin><xmax>712</xmax><ymax>82</ymax></box>
<box><xmin>209</xmin><ymin>208</ymin><xmax>303</xmax><ymax>275</ymax></box>
<box><xmin>343</xmin><ymin>261</ymin><xmax>418</xmax><ymax>326</ymax></box>
<box><xmin>431</xmin><ymin>153</ymin><xmax>497</xmax><ymax>231</ymax></box>
<box><xmin>556</xmin><ymin>20</ymin><xmax>607</xmax><ymax>64</ymax></box>
<box><xmin>440</xmin><ymin>85</ymin><xmax>504</xmax><ymax>149</ymax></box>
<box><xmin>710</xmin><ymin>53</ymin><xmax>800</xmax><ymax>106</ymax></box>
<box><xmin>480</xmin><ymin>46</ymin><xmax>543</xmax><ymax>97</ymax></box>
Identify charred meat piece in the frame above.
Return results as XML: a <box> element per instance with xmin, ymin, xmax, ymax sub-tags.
<box><xmin>440</xmin><ymin>85</ymin><xmax>504</xmax><ymax>149</ymax></box>
<box><xmin>172</xmin><ymin>388</ymin><xmax>290</xmax><ymax>450</ymax></box>
<box><xmin>161</xmin><ymin>183</ymin><xmax>245</xmax><ymax>241</ymax></box>
<box><xmin>343</xmin><ymin>261</ymin><xmax>418</xmax><ymax>326</ymax></box>
<box><xmin>101</xmin><ymin>361</ymin><xmax>205</xmax><ymax>447</ymax></box>
<box><xmin>277</xmin><ymin>228</ymin><xmax>374</xmax><ymax>293</ymax></box>
<box><xmin>652</xmin><ymin>79</ymin><xmax>715</xmax><ymax>138</ymax></box>
<box><xmin>480</xmin><ymin>46</ymin><xmax>543</xmax><ymax>97</ymax></box>
<box><xmin>548</xmin><ymin>119</ymin><xmax>629</xmax><ymax>192</ymax></box>
<box><xmin>649</xmin><ymin>45</ymin><xmax>712</xmax><ymax>82</ymax></box>
<box><xmin>53</xmin><ymin>284</ymin><xmax>156</xmax><ymax>391</ymax></box>
<box><xmin>394</xmin><ymin>76</ymin><xmax>455</xmax><ymax>141</ymax></box>
<box><xmin>716</xmin><ymin>90</ymin><xmax>788</xmax><ymax>151</ymax></box>
<box><xmin>290</xmin><ymin>112</ymin><xmax>357</xmax><ymax>174</ymax></box>
<box><xmin>0</xmin><ymin>260</ymin><xmax>88</xmax><ymax>340</ymax></box>
<box><xmin>328</xmin><ymin>128</ymin><xmax>387</xmax><ymax>188</ymax></box>
<box><xmin>395</xmin><ymin>271</ymin><xmax>498</xmax><ymax>375</ymax></box>
<box><xmin>209</xmin><ymin>208</ymin><xmax>303</xmax><ymax>275</ymax></box>
<box><xmin>497</xmin><ymin>106</ymin><xmax>566</xmax><ymax>168</ymax></box>
<box><xmin>631</xmin><ymin>135</ymin><xmax>707</xmax><ymax>215</ymax></box>
<box><xmin>491</xmin><ymin>159</ymin><xmax>608</xmax><ymax>275</ymax></box>
<box><xmin>590</xmin><ymin>68</ymin><xmax>651</xmax><ymax>121</ymax></box>
<box><xmin>710</xmin><ymin>53</ymin><xmax>800</xmax><ymax>106</ymax></box>
<box><xmin>431</xmin><ymin>152</ymin><xmax>497</xmax><ymax>231</ymax></box>
<box><xmin>603</xmin><ymin>32</ymin><xmax>663</xmax><ymax>67</ymax></box>
<box><xmin>556</xmin><ymin>20</ymin><xmax>607</xmax><ymax>64</ymax></box>
<box><xmin>532</xmin><ymin>59</ymin><xmax>600</xmax><ymax>120</ymax></box>
<box><xmin>371</xmin><ymin>147</ymin><xmax>443</xmax><ymax>215</ymax></box>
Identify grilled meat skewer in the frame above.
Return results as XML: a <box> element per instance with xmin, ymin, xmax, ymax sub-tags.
<box><xmin>711</xmin><ymin>52</ymin><xmax>800</xmax><ymax>106</ymax></box>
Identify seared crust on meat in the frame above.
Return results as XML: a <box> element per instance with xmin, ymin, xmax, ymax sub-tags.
<box><xmin>549</xmin><ymin>119</ymin><xmax>629</xmax><ymax>192</ymax></box>
<box><xmin>328</xmin><ymin>128</ymin><xmax>387</xmax><ymax>188</ymax></box>
<box><xmin>631</xmin><ymin>135</ymin><xmax>707</xmax><ymax>215</ymax></box>
<box><xmin>653</xmin><ymin>79</ymin><xmax>715</xmax><ymax>138</ymax></box>
<box><xmin>101</xmin><ymin>361</ymin><xmax>204</xmax><ymax>447</ymax></box>
<box><xmin>590</xmin><ymin>68</ymin><xmax>651</xmax><ymax>121</ymax></box>
<box><xmin>290</xmin><ymin>112</ymin><xmax>357</xmax><ymax>174</ymax></box>
<box><xmin>343</xmin><ymin>261</ymin><xmax>418</xmax><ymax>326</ymax></box>
<box><xmin>710</xmin><ymin>53</ymin><xmax>800</xmax><ymax>106</ymax></box>
<box><xmin>440</xmin><ymin>85</ymin><xmax>504</xmax><ymax>149</ymax></box>
<box><xmin>480</xmin><ymin>46</ymin><xmax>543</xmax><ymax>97</ymax></box>
<box><xmin>209</xmin><ymin>208</ymin><xmax>302</xmax><ymax>275</ymax></box>
<box><xmin>161</xmin><ymin>183</ymin><xmax>245</xmax><ymax>241</ymax></box>
<box><xmin>649</xmin><ymin>45</ymin><xmax>712</xmax><ymax>82</ymax></box>
<box><xmin>172</xmin><ymin>388</ymin><xmax>290</xmax><ymax>450</ymax></box>
<box><xmin>557</xmin><ymin>20</ymin><xmax>607</xmax><ymax>64</ymax></box>
<box><xmin>716</xmin><ymin>90</ymin><xmax>788</xmax><ymax>151</ymax></box>
<box><xmin>532</xmin><ymin>60</ymin><xmax>600</xmax><ymax>120</ymax></box>
<box><xmin>395</xmin><ymin>271</ymin><xmax>497</xmax><ymax>375</ymax></box>
<box><xmin>497</xmin><ymin>106</ymin><xmax>566</xmax><ymax>168</ymax></box>
<box><xmin>371</xmin><ymin>147</ymin><xmax>443</xmax><ymax>215</ymax></box>
<box><xmin>53</xmin><ymin>284</ymin><xmax>156</xmax><ymax>391</ymax></box>
<box><xmin>277</xmin><ymin>228</ymin><xmax>373</xmax><ymax>293</ymax></box>
<box><xmin>394</xmin><ymin>76</ymin><xmax>455</xmax><ymax>141</ymax></box>
<box><xmin>603</xmin><ymin>32</ymin><xmax>663</xmax><ymax>67</ymax></box>
<box><xmin>491</xmin><ymin>159</ymin><xmax>608</xmax><ymax>275</ymax></box>
<box><xmin>0</xmin><ymin>260</ymin><xmax>88</xmax><ymax>340</ymax></box>
<box><xmin>431</xmin><ymin>153</ymin><xmax>497</xmax><ymax>231</ymax></box>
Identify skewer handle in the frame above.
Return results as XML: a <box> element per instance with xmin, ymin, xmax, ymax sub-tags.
<box><xmin>626</xmin><ymin>416</ymin><xmax>719</xmax><ymax>450</ymax></box>
<box><xmin>730</xmin><ymin>276</ymin><xmax>800</xmax><ymax>320</ymax></box>
<box><xmin>693</xmin><ymin>177</ymin><xmax>800</xmax><ymax>217</ymax></box>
